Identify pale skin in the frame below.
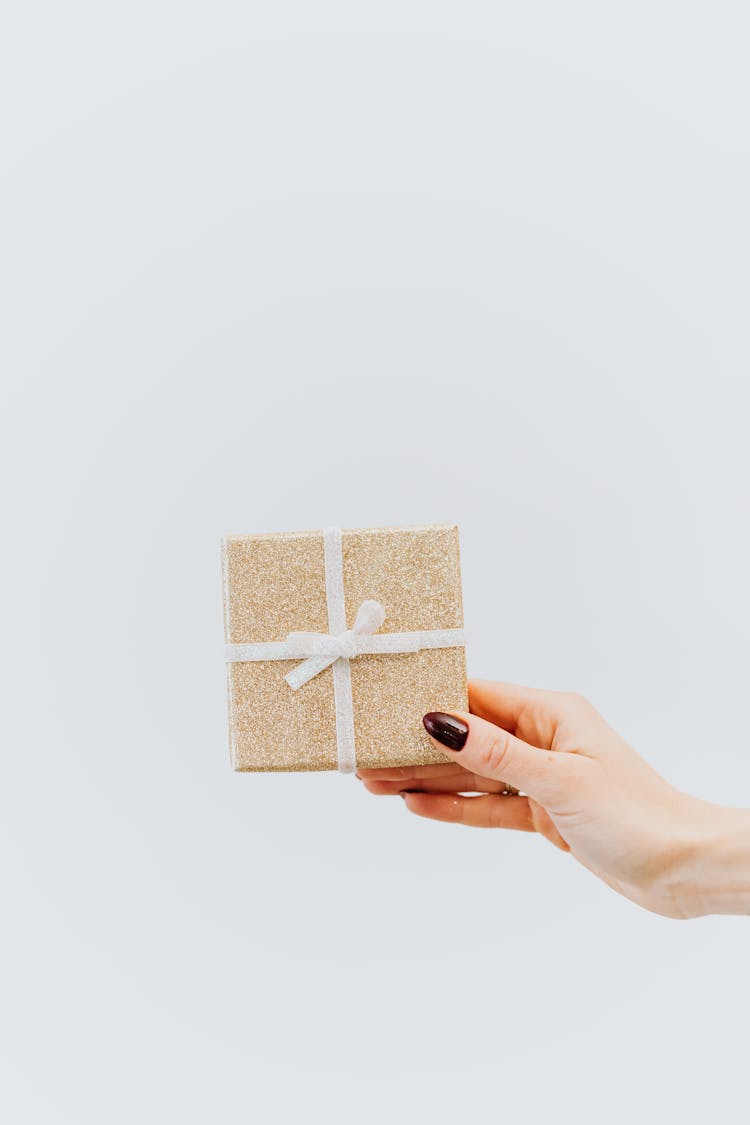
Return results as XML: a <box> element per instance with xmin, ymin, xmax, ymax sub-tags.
<box><xmin>357</xmin><ymin>680</ymin><xmax>750</xmax><ymax>919</ymax></box>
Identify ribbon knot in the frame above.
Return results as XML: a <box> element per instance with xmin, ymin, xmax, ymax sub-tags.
<box><xmin>284</xmin><ymin>599</ymin><xmax>387</xmax><ymax>690</ymax></box>
<box><xmin>331</xmin><ymin>631</ymin><xmax>359</xmax><ymax>661</ymax></box>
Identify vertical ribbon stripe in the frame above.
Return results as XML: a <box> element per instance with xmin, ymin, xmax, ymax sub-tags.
<box><xmin>323</xmin><ymin>527</ymin><xmax>357</xmax><ymax>775</ymax></box>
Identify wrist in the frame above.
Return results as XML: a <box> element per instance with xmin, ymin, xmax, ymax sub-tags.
<box><xmin>664</xmin><ymin>798</ymin><xmax>750</xmax><ymax>918</ymax></box>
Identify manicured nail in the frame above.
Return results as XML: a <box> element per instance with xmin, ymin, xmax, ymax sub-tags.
<box><xmin>422</xmin><ymin>712</ymin><xmax>468</xmax><ymax>751</ymax></box>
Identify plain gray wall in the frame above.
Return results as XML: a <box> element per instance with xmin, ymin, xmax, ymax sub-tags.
<box><xmin>2</xmin><ymin>3</ymin><xmax>749</xmax><ymax>1122</ymax></box>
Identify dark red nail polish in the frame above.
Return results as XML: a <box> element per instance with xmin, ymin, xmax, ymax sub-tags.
<box><xmin>422</xmin><ymin>712</ymin><xmax>468</xmax><ymax>751</ymax></box>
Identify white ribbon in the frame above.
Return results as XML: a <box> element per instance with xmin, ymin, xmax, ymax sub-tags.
<box><xmin>224</xmin><ymin>526</ymin><xmax>465</xmax><ymax>774</ymax></box>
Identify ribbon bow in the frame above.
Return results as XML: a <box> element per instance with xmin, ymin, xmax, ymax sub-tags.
<box><xmin>284</xmin><ymin>599</ymin><xmax>387</xmax><ymax>689</ymax></box>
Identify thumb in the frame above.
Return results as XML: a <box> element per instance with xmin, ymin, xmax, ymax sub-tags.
<box><xmin>422</xmin><ymin>711</ymin><xmax>570</xmax><ymax>803</ymax></box>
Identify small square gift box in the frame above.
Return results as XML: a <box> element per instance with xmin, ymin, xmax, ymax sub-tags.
<box><xmin>222</xmin><ymin>524</ymin><xmax>468</xmax><ymax>773</ymax></box>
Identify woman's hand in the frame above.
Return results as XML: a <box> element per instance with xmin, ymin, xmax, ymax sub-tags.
<box><xmin>358</xmin><ymin>680</ymin><xmax>750</xmax><ymax>918</ymax></box>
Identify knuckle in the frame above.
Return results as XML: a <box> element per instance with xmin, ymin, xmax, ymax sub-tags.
<box><xmin>563</xmin><ymin>690</ymin><xmax>591</xmax><ymax>712</ymax></box>
<box><xmin>479</xmin><ymin>729</ymin><xmax>512</xmax><ymax>776</ymax></box>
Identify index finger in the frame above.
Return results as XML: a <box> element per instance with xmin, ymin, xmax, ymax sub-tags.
<box><xmin>468</xmin><ymin>680</ymin><xmax>548</xmax><ymax>733</ymax></box>
<box><xmin>356</xmin><ymin>763</ymin><xmax>462</xmax><ymax>782</ymax></box>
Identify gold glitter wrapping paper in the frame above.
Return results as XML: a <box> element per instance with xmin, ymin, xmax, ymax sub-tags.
<box><xmin>222</xmin><ymin>524</ymin><xmax>468</xmax><ymax>771</ymax></box>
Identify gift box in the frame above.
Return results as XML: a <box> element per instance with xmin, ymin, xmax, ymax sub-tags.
<box><xmin>222</xmin><ymin>524</ymin><xmax>467</xmax><ymax>772</ymax></box>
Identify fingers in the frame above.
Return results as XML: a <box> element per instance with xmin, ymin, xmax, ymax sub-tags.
<box><xmin>468</xmin><ymin>680</ymin><xmax>595</xmax><ymax>750</ymax></box>
<box><xmin>360</xmin><ymin>770</ymin><xmax>513</xmax><ymax>796</ymax></box>
<box><xmin>356</xmin><ymin>763</ymin><xmax>461</xmax><ymax>783</ymax></box>
<box><xmin>423</xmin><ymin>710</ymin><xmax>574</xmax><ymax>803</ymax></box>
<box><xmin>467</xmin><ymin>680</ymin><xmax>549</xmax><ymax>735</ymax></box>
<box><xmin>402</xmin><ymin>792</ymin><xmax>535</xmax><ymax>830</ymax></box>
<box><xmin>365</xmin><ymin>778</ymin><xmax>571</xmax><ymax>848</ymax></box>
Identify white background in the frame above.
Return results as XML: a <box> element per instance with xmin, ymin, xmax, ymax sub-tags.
<box><xmin>2</xmin><ymin>3</ymin><xmax>749</xmax><ymax>1122</ymax></box>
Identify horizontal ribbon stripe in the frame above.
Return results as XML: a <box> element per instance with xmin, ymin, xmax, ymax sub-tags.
<box><xmin>224</xmin><ymin>628</ymin><xmax>465</xmax><ymax>666</ymax></box>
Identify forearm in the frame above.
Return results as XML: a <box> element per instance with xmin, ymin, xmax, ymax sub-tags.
<box><xmin>670</xmin><ymin>800</ymin><xmax>750</xmax><ymax>918</ymax></box>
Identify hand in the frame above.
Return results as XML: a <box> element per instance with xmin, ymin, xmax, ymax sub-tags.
<box><xmin>358</xmin><ymin>680</ymin><xmax>750</xmax><ymax>918</ymax></box>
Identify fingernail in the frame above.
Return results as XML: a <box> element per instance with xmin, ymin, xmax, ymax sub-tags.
<box><xmin>422</xmin><ymin>712</ymin><xmax>468</xmax><ymax>751</ymax></box>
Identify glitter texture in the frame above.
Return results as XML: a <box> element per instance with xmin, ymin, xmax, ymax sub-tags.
<box><xmin>222</xmin><ymin>524</ymin><xmax>468</xmax><ymax>771</ymax></box>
